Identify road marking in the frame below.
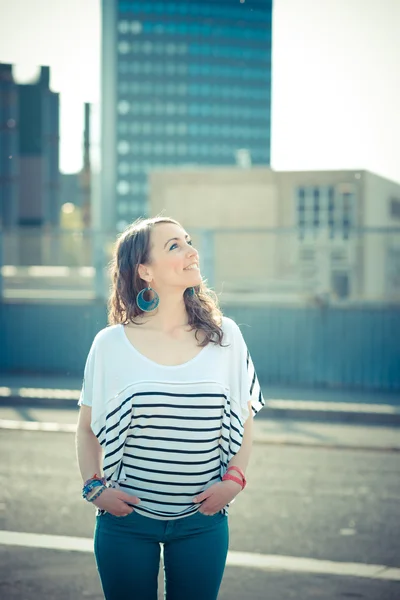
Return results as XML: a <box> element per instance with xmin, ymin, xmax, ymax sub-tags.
<box><xmin>0</xmin><ymin>530</ymin><xmax>399</xmax><ymax>581</ymax></box>
<box><xmin>0</xmin><ymin>530</ymin><xmax>93</xmax><ymax>552</ymax></box>
<box><xmin>0</xmin><ymin>388</ymin><xmax>80</xmax><ymax>400</ymax></box>
<box><xmin>18</xmin><ymin>388</ymin><xmax>80</xmax><ymax>400</ymax></box>
<box><xmin>2</xmin><ymin>289</ymin><xmax>96</xmax><ymax>300</ymax></box>
<box><xmin>0</xmin><ymin>419</ymin><xmax>76</xmax><ymax>433</ymax></box>
<box><xmin>252</xmin><ymin>434</ymin><xmax>400</xmax><ymax>453</ymax></box>
<box><xmin>1</xmin><ymin>420</ymin><xmax>399</xmax><ymax>453</ymax></box>
<box><xmin>268</xmin><ymin>399</ymin><xmax>398</xmax><ymax>414</ymax></box>
<box><xmin>1</xmin><ymin>387</ymin><xmax>398</xmax><ymax>416</ymax></box>
<box><xmin>1</xmin><ymin>265</ymin><xmax>94</xmax><ymax>277</ymax></box>
<box><xmin>226</xmin><ymin>550</ymin><xmax>400</xmax><ymax>580</ymax></box>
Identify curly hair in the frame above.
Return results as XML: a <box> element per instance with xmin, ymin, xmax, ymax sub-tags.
<box><xmin>107</xmin><ymin>216</ymin><xmax>225</xmax><ymax>347</ymax></box>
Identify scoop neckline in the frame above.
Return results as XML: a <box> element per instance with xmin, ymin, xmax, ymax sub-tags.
<box><xmin>118</xmin><ymin>323</ymin><xmax>211</xmax><ymax>369</ymax></box>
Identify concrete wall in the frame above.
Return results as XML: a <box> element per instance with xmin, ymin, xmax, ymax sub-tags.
<box><xmin>273</xmin><ymin>170</ymin><xmax>364</xmax><ymax>291</ymax></box>
<box><xmin>362</xmin><ymin>171</ymin><xmax>400</xmax><ymax>300</ymax></box>
<box><xmin>149</xmin><ymin>167</ymin><xmax>400</xmax><ymax>301</ymax></box>
<box><xmin>150</xmin><ymin>167</ymin><xmax>280</xmax><ymax>292</ymax></box>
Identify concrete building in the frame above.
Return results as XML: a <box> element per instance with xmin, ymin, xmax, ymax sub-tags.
<box><xmin>0</xmin><ymin>64</ymin><xmax>60</xmax><ymax>264</ymax></box>
<box><xmin>100</xmin><ymin>0</ymin><xmax>273</xmax><ymax>232</ymax></box>
<box><xmin>0</xmin><ymin>63</ymin><xmax>19</xmax><ymax>228</ymax></box>
<box><xmin>149</xmin><ymin>167</ymin><xmax>400</xmax><ymax>303</ymax></box>
<box><xmin>18</xmin><ymin>66</ymin><xmax>60</xmax><ymax>231</ymax></box>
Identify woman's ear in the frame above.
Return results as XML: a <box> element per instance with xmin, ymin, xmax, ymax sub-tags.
<box><xmin>138</xmin><ymin>264</ymin><xmax>151</xmax><ymax>283</ymax></box>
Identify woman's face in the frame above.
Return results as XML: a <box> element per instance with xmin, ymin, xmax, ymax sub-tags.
<box><xmin>141</xmin><ymin>222</ymin><xmax>202</xmax><ymax>291</ymax></box>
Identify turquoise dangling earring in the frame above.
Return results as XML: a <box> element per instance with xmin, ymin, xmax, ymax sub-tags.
<box><xmin>187</xmin><ymin>287</ymin><xmax>195</xmax><ymax>297</ymax></box>
<box><xmin>136</xmin><ymin>286</ymin><xmax>160</xmax><ymax>312</ymax></box>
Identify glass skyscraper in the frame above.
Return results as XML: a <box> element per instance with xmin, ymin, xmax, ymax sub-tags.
<box><xmin>101</xmin><ymin>0</ymin><xmax>273</xmax><ymax>230</ymax></box>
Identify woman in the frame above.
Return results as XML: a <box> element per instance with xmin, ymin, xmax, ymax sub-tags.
<box><xmin>75</xmin><ymin>216</ymin><xmax>264</xmax><ymax>600</ymax></box>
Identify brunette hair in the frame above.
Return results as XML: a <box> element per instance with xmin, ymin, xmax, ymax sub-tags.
<box><xmin>107</xmin><ymin>216</ymin><xmax>224</xmax><ymax>347</ymax></box>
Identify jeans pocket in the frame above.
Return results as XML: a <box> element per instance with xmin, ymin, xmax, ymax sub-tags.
<box><xmin>105</xmin><ymin>510</ymin><xmax>136</xmax><ymax>520</ymax></box>
<box><xmin>197</xmin><ymin>509</ymin><xmax>224</xmax><ymax>518</ymax></box>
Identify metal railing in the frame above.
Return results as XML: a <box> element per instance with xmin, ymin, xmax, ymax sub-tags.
<box><xmin>1</xmin><ymin>226</ymin><xmax>399</xmax><ymax>304</ymax></box>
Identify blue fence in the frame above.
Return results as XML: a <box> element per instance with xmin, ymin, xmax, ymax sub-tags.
<box><xmin>1</xmin><ymin>301</ymin><xmax>399</xmax><ymax>391</ymax></box>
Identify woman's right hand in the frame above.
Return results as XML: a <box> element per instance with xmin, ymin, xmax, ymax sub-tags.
<box><xmin>92</xmin><ymin>488</ymin><xmax>141</xmax><ymax>516</ymax></box>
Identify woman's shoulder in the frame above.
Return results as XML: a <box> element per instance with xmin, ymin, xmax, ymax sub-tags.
<box><xmin>220</xmin><ymin>315</ymin><xmax>240</xmax><ymax>334</ymax></box>
<box><xmin>220</xmin><ymin>315</ymin><xmax>243</xmax><ymax>342</ymax></box>
<box><xmin>90</xmin><ymin>324</ymin><xmax>122</xmax><ymax>352</ymax></box>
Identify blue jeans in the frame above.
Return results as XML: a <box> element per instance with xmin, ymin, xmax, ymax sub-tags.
<box><xmin>94</xmin><ymin>509</ymin><xmax>229</xmax><ymax>600</ymax></box>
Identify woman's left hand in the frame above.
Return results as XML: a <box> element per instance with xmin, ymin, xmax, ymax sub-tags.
<box><xmin>193</xmin><ymin>480</ymin><xmax>242</xmax><ymax>515</ymax></box>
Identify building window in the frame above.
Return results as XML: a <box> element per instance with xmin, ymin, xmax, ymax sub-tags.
<box><xmin>166</xmin><ymin>43</ymin><xmax>177</xmax><ymax>54</ymax></box>
<box><xmin>118</xmin><ymin>162</ymin><xmax>130</xmax><ymax>175</ymax></box>
<box><xmin>313</xmin><ymin>188</ymin><xmax>320</xmax><ymax>228</ymax></box>
<box><xmin>118</xmin><ymin>41</ymin><xmax>130</xmax><ymax>54</ymax></box>
<box><xmin>118</xmin><ymin>21</ymin><xmax>130</xmax><ymax>34</ymax></box>
<box><xmin>387</xmin><ymin>247</ymin><xmax>400</xmax><ymax>293</ymax></box>
<box><xmin>130</xmin><ymin>21</ymin><xmax>143</xmax><ymax>35</ymax></box>
<box><xmin>297</xmin><ymin>188</ymin><xmax>305</xmax><ymax>230</ymax></box>
<box><xmin>117</xmin><ymin>121</ymin><xmax>129</xmax><ymax>134</ymax></box>
<box><xmin>142</xmin><ymin>41</ymin><xmax>153</xmax><ymax>53</ymax></box>
<box><xmin>117</xmin><ymin>100</ymin><xmax>130</xmax><ymax>115</ymax></box>
<box><xmin>117</xmin><ymin>201</ymin><xmax>129</xmax><ymax>215</ymax></box>
<box><xmin>177</xmin><ymin>123</ymin><xmax>187</xmax><ymax>135</ymax></box>
<box><xmin>117</xmin><ymin>220</ymin><xmax>129</xmax><ymax>232</ymax></box>
<box><xmin>296</xmin><ymin>184</ymin><xmax>355</xmax><ymax>239</ymax></box>
<box><xmin>117</xmin><ymin>141</ymin><xmax>130</xmax><ymax>155</ymax></box>
<box><xmin>390</xmin><ymin>198</ymin><xmax>400</xmax><ymax>219</ymax></box>
<box><xmin>117</xmin><ymin>181</ymin><xmax>130</xmax><ymax>195</ymax></box>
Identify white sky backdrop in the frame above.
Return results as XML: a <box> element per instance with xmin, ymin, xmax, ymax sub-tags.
<box><xmin>0</xmin><ymin>0</ymin><xmax>399</xmax><ymax>183</ymax></box>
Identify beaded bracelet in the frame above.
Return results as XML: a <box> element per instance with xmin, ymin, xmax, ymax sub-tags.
<box><xmin>82</xmin><ymin>478</ymin><xmax>107</xmax><ymax>501</ymax></box>
<box><xmin>83</xmin><ymin>474</ymin><xmax>106</xmax><ymax>488</ymax></box>
<box><xmin>86</xmin><ymin>485</ymin><xmax>107</xmax><ymax>503</ymax></box>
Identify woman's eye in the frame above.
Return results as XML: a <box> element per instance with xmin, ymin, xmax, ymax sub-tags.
<box><xmin>169</xmin><ymin>240</ymin><xmax>192</xmax><ymax>250</ymax></box>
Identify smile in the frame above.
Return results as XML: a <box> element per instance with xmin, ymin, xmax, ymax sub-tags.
<box><xmin>184</xmin><ymin>264</ymin><xmax>199</xmax><ymax>271</ymax></box>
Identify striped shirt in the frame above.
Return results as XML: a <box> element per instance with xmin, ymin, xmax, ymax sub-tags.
<box><xmin>78</xmin><ymin>317</ymin><xmax>264</xmax><ymax>520</ymax></box>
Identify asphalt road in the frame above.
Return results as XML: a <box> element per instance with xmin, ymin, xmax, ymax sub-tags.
<box><xmin>0</xmin><ymin>409</ymin><xmax>399</xmax><ymax>600</ymax></box>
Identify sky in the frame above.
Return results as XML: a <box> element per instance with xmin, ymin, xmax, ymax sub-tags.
<box><xmin>0</xmin><ymin>0</ymin><xmax>399</xmax><ymax>183</ymax></box>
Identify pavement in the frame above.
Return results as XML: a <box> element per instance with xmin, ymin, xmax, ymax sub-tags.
<box><xmin>1</xmin><ymin>407</ymin><xmax>399</xmax><ymax>453</ymax></box>
<box><xmin>1</xmin><ymin>421</ymin><xmax>400</xmax><ymax>600</ymax></box>
<box><xmin>0</xmin><ymin>375</ymin><xmax>399</xmax><ymax>598</ymax></box>
<box><xmin>0</xmin><ymin>372</ymin><xmax>399</xmax><ymax>426</ymax></box>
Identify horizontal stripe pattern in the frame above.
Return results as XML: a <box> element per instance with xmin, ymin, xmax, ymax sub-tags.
<box><xmin>247</xmin><ymin>349</ymin><xmax>266</xmax><ymax>416</ymax></box>
<box><xmin>96</xmin><ymin>381</ymin><xmax>233</xmax><ymax>520</ymax></box>
<box><xmin>83</xmin><ymin>319</ymin><xmax>265</xmax><ymax>521</ymax></box>
<box><xmin>92</xmin><ymin>353</ymin><xmax>264</xmax><ymax>519</ymax></box>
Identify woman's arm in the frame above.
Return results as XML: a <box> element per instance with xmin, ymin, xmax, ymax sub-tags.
<box><xmin>75</xmin><ymin>405</ymin><xmax>103</xmax><ymax>482</ymax></box>
<box><xmin>75</xmin><ymin>405</ymin><xmax>141</xmax><ymax>516</ymax></box>
<box><xmin>192</xmin><ymin>402</ymin><xmax>254</xmax><ymax>513</ymax></box>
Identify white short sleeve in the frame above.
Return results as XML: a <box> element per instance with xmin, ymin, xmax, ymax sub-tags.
<box><xmin>229</xmin><ymin>319</ymin><xmax>265</xmax><ymax>423</ymax></box>
<box><xmin>78</xmin><ymin>343</ymin><xmax>96</xmax><ymax>407</ymax></box>
<box><xmin>76</xmin><ymin>330</ymin><xmax>109</xmax><ymax>438</ymax></box>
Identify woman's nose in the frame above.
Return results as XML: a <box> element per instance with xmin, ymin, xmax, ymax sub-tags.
<box><xmin>187</xmin><ymin>245</ymin><xmax>198</xmax><ymax>258</ymax></box>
